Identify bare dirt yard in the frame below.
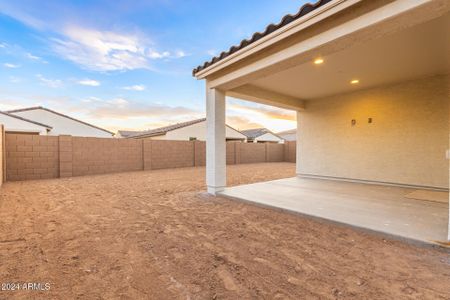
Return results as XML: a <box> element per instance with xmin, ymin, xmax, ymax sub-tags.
<box><xmin>0</xmin><ymin>162</ymin><xmax>449</xmax><ymax>299</ymax></box>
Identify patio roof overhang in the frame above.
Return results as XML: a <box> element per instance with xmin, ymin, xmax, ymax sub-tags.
<box><xmin>195</xmin><ymin>0</ymin><xmax>450</xmax><ymax>242</ymax></box>
<box><xmin>194</xmin><ymin>0</ymin><xmax>449</xmax><ymax>111</ymax></box>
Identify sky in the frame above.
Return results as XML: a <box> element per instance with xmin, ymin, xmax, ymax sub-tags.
<box><xmin>0</xmin><ymin>0</ymin><xmax>306</xmax><ymax>133</ymax></box>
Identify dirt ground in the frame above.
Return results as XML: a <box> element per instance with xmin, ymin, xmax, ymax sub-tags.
<box><xmin>0</xmin><ymin>163</ymin><xmax>449</xmax><ymax>300</ymax></box>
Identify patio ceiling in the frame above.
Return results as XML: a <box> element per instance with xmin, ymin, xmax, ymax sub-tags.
<box><xmin>198</xmin><ymin>0</ymin><xmax>449</xmax><ymax>111</ymax></box>
<box><xmin>248</xmin><ymin>14</ymin><xmax>449</xmax><ymax>100</ymax></box>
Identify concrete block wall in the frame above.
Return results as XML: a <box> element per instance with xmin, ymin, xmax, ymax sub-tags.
<box><xmin>5</xmin><ymin>134</ymin><xmax>59</xmax><ymax>181</ymax></box>
<box><xmin>147</xmin><ymin>140</ymin><xmax>194</xmax><ymax>170</ymax></box>
<box><xmin>143</xmin><ymin>139</ymin><xmax>153</xmax><ymax>170</ymax></box>
<box><xmin>226</xmin><ymin>142</ymin><xmax>237</xmax><ymax>165</ymax></box>
<box><xmin>59</xmin><ymin>135</ymin><xmax>73</xmax><ymax>178</ymax></box>
<box><xmin>72</xmin><ymin>137</ymin><xmax>143</xmax><ymax>176</ymax></box>
<box><xmin>239</xmin><ymin>143</ymin><xmax>266</xmax><ymax>164</ymax></box>
<box><xmin>194</xmin><ymin>141</ymin><xmax>206</xmax><ymax>167</ymax></box>
<box><xmin>4</xmin><ymin>134</ymin><xmax>296</xmax><ymax>181</ymax></box>
<box><xmin>266</xmin><ymin>143</ymin><xmax>285</xmax><ymax>162</ymax></box>
<box><xmin>284</xmin><ymin>141</ymin><xmax>296</xmax><ymax>163</ymax></box>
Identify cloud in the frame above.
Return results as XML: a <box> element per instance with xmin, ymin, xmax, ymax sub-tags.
<box><xmin>25</xmin><ymin>52</ymin><xmax>47</xmax><ymax>63</ymax></box>
<box><xmin>3</xmin><ymin>63</ymin><xmax>20</xmax><ymax>68</ymax></box>
<box><xmin>87</xmin><ymin>97</ymin><xmax>200</xmax><ymax>120</ymax></box>
<box><xmin>36</xmin><ymin>74</ymin><xmax>62</xmax><ymax>88</ymax></box>
<box><xmin>148</xmin><ymin>50</ymin><xmax>170</xmax><ymax>59</ymax></box>
<box><xmin>50</xmin><ymin>26</ymin><xmax>186</xmax><ymax>72</ymax></box>
<box><xmin>0</xmin><ymin>43</ymin><xmax>6</xmax><ymax>48</ymax></box>
<box><xmin>228</xmin><ymin>102</ymin><xmax>296</xmax><ymax>121</ymax></box>
<box><xmin>0</xmin><ymin>4</ymin><xmax>46</xmax><ymax>30</ymax></box>
<box><xmin>123</xmin><ymin>84</ymin><xmax>145</xmax><ymax>91</ymax></box>
<box><xmin>78</xmin><ymin>79</ymin><xmax>100</xmax><ymax>86</ymax></box>
<box><xmin>26</xmin><ymin>53</ymin><xmax>39</xmax><ymax>60</ymax></box>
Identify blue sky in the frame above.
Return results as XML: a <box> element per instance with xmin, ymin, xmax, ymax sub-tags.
<box><xmin>0</xmin><ymin>0</ymin><xmax>305</xmax><ymax>133</ymax></box>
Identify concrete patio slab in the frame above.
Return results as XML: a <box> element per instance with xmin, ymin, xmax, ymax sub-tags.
<box><xmin>219</xmin><ymin>177</ymin><xmax>449</xmax><ymax>246</ymax></box>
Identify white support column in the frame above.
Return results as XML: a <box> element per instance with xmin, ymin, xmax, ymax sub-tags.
<box><xmin>206</xmin><ymin>86</ymin><xmax>226</xmax><ymax>195</ymax></box>
<box><xmin>296</xmin><ymin>110</ymin><xmax>302</xmax><ymax>175</ymax></box>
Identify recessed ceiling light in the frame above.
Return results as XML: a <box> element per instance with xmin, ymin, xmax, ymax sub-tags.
<box><xmin>350</xmin><ymin>79</ymin><xmax>359</xmax><ymax>84</ymax></box>
<box><xmin>314</xmin><ymin>58</ymin><xmax>324</xmax><ymax>65</ymax></box>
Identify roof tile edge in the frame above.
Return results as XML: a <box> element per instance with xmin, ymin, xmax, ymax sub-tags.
<box><xmin>192</xmin><ymin>0</ymin><xmax>333</xmax><ymax>76</ymax></box>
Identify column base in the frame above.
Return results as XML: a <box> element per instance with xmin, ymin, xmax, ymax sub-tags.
<box><xmin>207</xmin><ymin>186</ymin><xmax>225</xmax><ymax>195</ymax></box>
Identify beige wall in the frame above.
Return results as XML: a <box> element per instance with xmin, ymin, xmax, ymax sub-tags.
<box><xmin>12</xmin><ymin>109</ymin><xmax>113</xmax><ymax>137</ymax></box>
<box><xmin>0</xmin><ymin>113</ymin><xmax>49</xmax><ymax>135</ymax></box>
<box><xmin>148</xmin><ymin>140</ymin><xmax>194</xmax><ymax>170</ymax></box>
<box><xmin>6</xmin><ymin>134</ymin><xmax>59</xmax><ymax>181</ymax></box>
<box><xmin>72</xmin><ymin>137</ymin><xmax>143</xmax><ymax>176</ymax></box>
<box><xmin>284</xmin><ymin>141</ymin><xmax>296</xmax><ymax>163</ymax></box>
<box><xmin>266</xmin><ymin>143</ymin><xmax>285</xmax><ymax>162</ymax></box>
<box><xmin>237</xmin><ymin>143</ymin><xmax>266</xmax><ymax>164</ymax></box>
<box><xmin>299</xmin><ymin>75</ymin><xmax>449</xmax><ymax>189</ymax></box>
<box><xmin>5</xmin><ymin>135</ymin><xmax>294</xmax><ymax>181</ymax></box>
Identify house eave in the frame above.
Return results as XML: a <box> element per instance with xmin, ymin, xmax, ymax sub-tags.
<box><xmin>194</xmin><ymin>0</ymin><xmax>361</xmax><ymax>79</ymax></box>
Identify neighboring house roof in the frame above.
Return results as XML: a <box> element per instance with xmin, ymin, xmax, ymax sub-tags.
<box><xmin>241</xmin><ymin>128</ymin><xmax>283</xmax><ymax>140</ymax></box>
<box><xmin>7</xmin><ymin>106</ymin><xmax>114</xmax><ymax>135</ymax></box>
<box><xmin>192</xmin><ymin>0</ymin><xmax>332</xmax><ymax>76</ymax></box>
<box><xmin>128</xmin><ymin>118</ymin><xmax>247</xmax><ymax>139</ymax></box>
<box><xmin>129</xmin><ymin>118</ymin><xmax>208</xmax><ymax>139</ymax></box>
<box><xmin>277</xmin><ymin>129</ymin><xmax>297</xmax><ymax>141</ymax></box>
<box><xmin>0</xmin><ymin>111</ymin><xmax>52</xmax><ymax>129</ymax></box>
<box><xmin>117</xmin><ymin>130</ymin><xmax>143</xmax><ymax>138</ymax></box>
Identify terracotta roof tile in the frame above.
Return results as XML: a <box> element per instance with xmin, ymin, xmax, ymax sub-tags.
<box><xmin>192</xmin><ymin>0</ymin><xmax>333</xmax><ymax>76</ymax></box>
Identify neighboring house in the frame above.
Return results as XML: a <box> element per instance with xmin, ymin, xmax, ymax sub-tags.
<box><xmin>115</xmin><ymin>130</ymin><xmax>142</xmax><ymax>138</ymax></box>
<box><xmin>7</xmin><ymin>106</ymin><xmax>114</xmax><ymax>138</ymax></box>
<box><xmin>128</xmin><ymin>118</ymin><xmax>247</xmax><ymax>141</ymax></box>
<box><xmin>241</xmin><ymin>128</ymin><xmax>283</xmax><ymax>143</ymax></box>
<box><xmin>277</xmin><ymin>129</ymin><xmax>297</xmax><ymax>141</ymax></box>
<box><xmin>0</xmin><ymin>111</ymin><xmax>52</xmax><ymax>135</ymax></box>
<box><xmin>193</xmin><ymin>0</ymin><xmax>450</xmax><ymax>243</ymax></box>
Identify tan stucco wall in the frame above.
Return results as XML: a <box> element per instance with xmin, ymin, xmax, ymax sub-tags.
<box><xmin>298</xmin><ymin>75</ymin><xmax>449</xmax><ymax>189</ymax></box>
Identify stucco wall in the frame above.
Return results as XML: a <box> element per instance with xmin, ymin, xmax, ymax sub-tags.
<box><xmin>0</xmin><ymin>113</ymin><xmax>48</xmax><ymax>135</ymax></box>
<box><xmin>299</xmin><ymin>76</ymin><xmax>449</xmax><ymax>189</ymax></box>
<box><xmin>12</xmin><ymin>109</ymin><xmax>112</xmax><ymax>138</ymax></box>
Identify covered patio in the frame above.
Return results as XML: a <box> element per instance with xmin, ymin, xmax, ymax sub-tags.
<box><xmin>220</xmin><ymin>177</ymin><xmax>449</xmax><ymax>244</ymax></box>
<box><xmin>194</xmin><ymin>0</ymin><xmax>450</xmax><ymax>244</ymax></box>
